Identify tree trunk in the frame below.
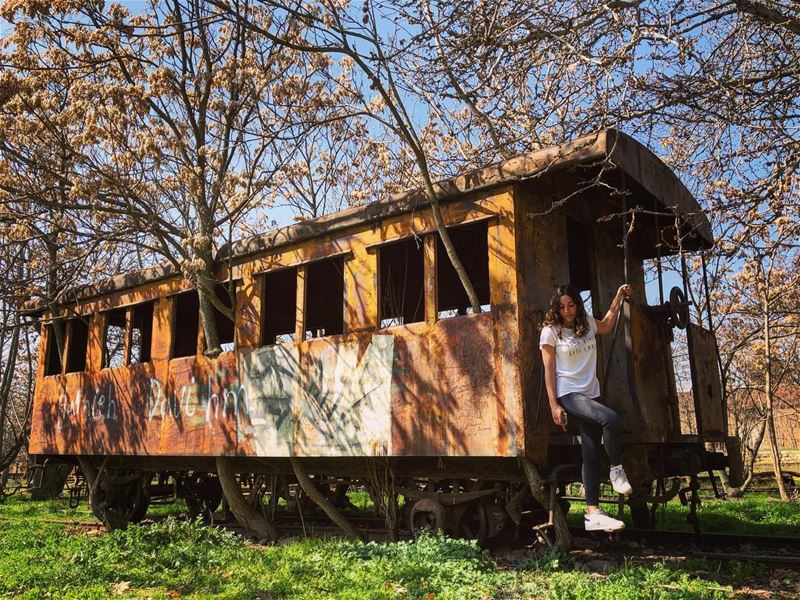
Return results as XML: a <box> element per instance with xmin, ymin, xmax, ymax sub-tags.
<box><xmin>719</xmin><ymin>466</ymin><xmax>755</xmax><ymax>498</ymax></box>
<box><xmin>198</xmin><ymin>287</ymin><xmax>221</xmax><ymax>358</ymax></box>
<box><xmin>290</xmin><ymin>457</ymin><xmax>365</xmax><ymax>541</ymax></box>
<box><xmin>720</xmin><ymin>417</ymin><xmax>765</xmax><ymax>497</ymax></box>
<box><xmin>763</xmin><ymin>299</ymin><xmax>789</xmax><ymax>500</ymax></box>
<box><xmin>520</xmin><ymin>457</ymin><xmax>571</xmax><ymax>551</ymax></box>
<box><xmin>216</xmin><ymin>457</ymin><xmax>280</xmax><ymax>541</ymax></box>
<box><xmin>0</xmin><ymin>316</ymin><xmax>21</xmax><ymax>454</ymax></box>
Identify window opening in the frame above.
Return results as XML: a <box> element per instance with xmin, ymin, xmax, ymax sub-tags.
<box><xmin>581</xmin><ymin>290</ymin><xmax>594</xmax><ymax>320</ymax></box>
<box><xmin>172</xmin><ymin>290</ymin><xmax>200</xmax><ymax>358</ymax></box>
<box><xmin>43</xmin><ymin>323</ymin><xmax>63</xmax><ymax>376</ymax></box>
<box><xmin>436</xmin><ymin>221</ymin><xmax>490</xmax><ymax>319</ymax></box>
<box><xmin>379</xmin><ymin>237</ymin><xmax>424</xmax><ymax>328</ymax></box>
<box><xmin>567</xmin><ymin>216</ymin><xmax>593</xmax><ymax>294</ymax></box>
<box><xmin>65</xmin><ymin>317</ymin><xmax>90</xmax><ymax>373</ymax></box>
<box><xmin>305</xmin><ymin>257</ymin><xmax>344</xmax><ymax>338</ymax></box>
<box><xmin>103</xmin><ymin>308</ymin><xmax>127</xmax><ymax>369</ymax></box>
<box><xmin>262</xmin><ymin>267</ymin><xmax>297</xmax><ymax>345</ymax></box>
<box><xmin>130</xmin><ymin>301</ymin><xmax>154</xmax><ymax>364</ymax></box>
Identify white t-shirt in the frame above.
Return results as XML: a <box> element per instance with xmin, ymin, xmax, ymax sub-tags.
<box><xmin>539</xmin><ymin>317</ymin><xmax>600</xmax><ymax>398</ymax></box>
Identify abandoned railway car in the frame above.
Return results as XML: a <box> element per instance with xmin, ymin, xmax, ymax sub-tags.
<box><xmin>27</xmin><ymin>129</ymin><xmax>740</xmax><ymax>542</ymax></box>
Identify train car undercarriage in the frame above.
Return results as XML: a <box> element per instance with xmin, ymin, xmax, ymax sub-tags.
<box><xmin>54</xmin><ymin>438</ymin><xmax>730</xmax><ymax>546</ymax></box>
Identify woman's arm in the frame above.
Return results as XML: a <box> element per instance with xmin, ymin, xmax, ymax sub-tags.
<box><xmin>595</xmin><ymin>284</ymin><xmax>632</xmax><ymax>335</ymax></box>
<box><xmin>541</xmin><ymin>344</ymin><xmax>566</xmax><ymax>426</ymax></box>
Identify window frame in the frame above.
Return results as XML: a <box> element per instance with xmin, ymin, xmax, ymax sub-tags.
<box><xmin>376</xmin><ymin>235</ymin><xmax>426</xmax><ymax>329</ymax></box>
<box><xmin>63</xmin><ymin>315</ymin><xmax>91</xmax><ymax>375</ymax></box>
<box><xmin>101</xmin><ymin>300</ymin><xmax>156</xmax><ymax>369</ymax></box>
<box><xmin>259</xmin><ymin>265</ymin><xmax>299</xmax><ymax>347</ymax></box>
<box><xmin>433</xmin><ymin>219</ymin><xmax>493</xmax><ymax>321</ymax></box>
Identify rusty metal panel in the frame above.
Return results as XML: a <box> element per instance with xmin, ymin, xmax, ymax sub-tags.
<box><xmin>390</xmin><ymin>324</ymin><xmax>444</xmax><ymax>455</ymax></box>
<box><xmin>30</xmin><ymin>318</ymin><xmax>514</xmax><ymax>458</ymax></box>
<box><xmin>628</xmin><ymin>304</ymin><xmax>673</xmax><ymax>442</ymax></box>
<box><xmin>514</xmin><ymin>185</ymin><xmax>567</xmax><ymax>463</ymax></box>
<box><xmin>159</xmin><ymin>354</ymin><xmax>243</xmax><ymax>456</ymax></box>
<box><xmin>687</xmin><ymin>323</ymin><xmax>725</xmax><ymax>440</ymax></box>
<box><xmin>433</xmin><ymin>313</ymin><xmax>499</xmax><ymax>456</ymax></box>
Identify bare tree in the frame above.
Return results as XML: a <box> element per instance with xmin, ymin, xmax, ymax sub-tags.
<box><xmin>0</xmin><ymin>0</ymin><xmax>347</xmax><ymax>355</ymax></box>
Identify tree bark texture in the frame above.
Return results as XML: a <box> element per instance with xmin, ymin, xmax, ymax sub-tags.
<box><xmin>763</xmin><ymin>299</ymin><xmax>789</xmax><ymax>500</ymax></box>
<box><xmin>290</xmin><ymin>457</ymin><xmax>365</xmax><ymax>541</ymax></box>
<box><xmin>216</xmin><ymin>457</ymin><xmax>280</xmax><ymax>541</ymax></box>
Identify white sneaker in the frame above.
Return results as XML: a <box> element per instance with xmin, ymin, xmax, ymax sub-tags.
<box><xmin>585</xmin><ymin>510</ymin><xmax>625</xmax><ymax>531</ymax></box>
<box><xmin>610</xmin><ymin>465</ymin><xmax>633</xmax><ymax>494</ymax></box>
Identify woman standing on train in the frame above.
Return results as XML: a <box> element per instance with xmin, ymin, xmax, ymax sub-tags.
<box><xmin>540</xmin><ymin>283</ymin><xmax>633</xmax><ymax>531</ymax></box>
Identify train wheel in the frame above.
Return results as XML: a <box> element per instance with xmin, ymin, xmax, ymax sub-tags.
<box><xmin>456</xmin><ymin>501</ymin><xmax>488</xmax><ymax>546</ymax></box>
<box><xmin>84</xmin><ymin>468</ymin><xmax>148</xmax><ymax>530</ymax></box>
<box><xmin>409</xmin><ymin>498</ymin><xmax>446</xmax><ymax>537</ymax></box>
<box><xmin>183</xmin><ymin>472</ymin><xmax>223</xmax><ymax>522</ymax></box>
<box><xmin>129</xmin><ymin>476</ymin><xmax>151</xmax><ymax>524</ymax></box>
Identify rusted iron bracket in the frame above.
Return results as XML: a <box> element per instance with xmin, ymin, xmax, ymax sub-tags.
<box><xmin>644</xmin><ymin>476</ymin><xmax>681</xmax><ymax>504</ymax></box>
<box><xmin>522</xmin><ymin>460</ymin><xmax>572</xmax><ymax>551</ymax></box>
<box><xmin>678</xmin><ymin>473</ymin><xmax>702</xmax><ymax>535</ymax></box>
<box><xmin>394</xmin><ymin>486</ymin><xmax>498</xmax><ymax>507</ymax></box>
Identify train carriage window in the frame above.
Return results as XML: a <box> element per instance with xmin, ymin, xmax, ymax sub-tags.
<box><xmin>378</xmin><ymin>237</ymin><xmax>424</xmax><ymax>328</ymax></box>
<box><xmin>567</xmin><ymin>216</ymin><xmax>596</xmax><ymax>316</ymax></box>
<box><xmin>262</xmin><ymin>267</ymin><xmax>297</xmax><ymax>345</ymax></box>
<box><xmin>436</xmin><ymin>221</ymin><xmax>490</xmax><ymax>319</ymax></box>
<box><xmin>130</xmin><ymin>301</ymin><xmax>154</xmax><ymax>364</ymax></box>
<box><xmin>103</xmin><ymin>308</ymin><xmax>127</xmax><ymax>369</ymax></box>
<box><xmin>172</xmin><ymin>290</ymin><xmax>200</xmax><ymax>358</ymax></box>
<box><xmin>43</xmin><ymin>323</ymin><xmax>63</xmax><ymax>376</ymax></box>
<box><xmin>65</xmin><ymin>317</ymin><xmax>90</xmax><ymax>373</ymax></box>
<box><xmin>567</xmin><ymin>216</ymin><xmax>592</xmax><ymax>293</ymax></box>
<box><xmin>206</xmin><ymin>282</ymin><xmax>237</xmax><ymax>354</ymax></box>
<box><xmin>305</xmin><ymin>257</ymin><xmax>344</xmax><ymax>339</ymax></box>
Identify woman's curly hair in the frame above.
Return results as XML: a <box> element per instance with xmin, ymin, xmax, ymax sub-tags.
<box><xmin>541</xmin><ymin>284</ymin><xmax>590</xmax><ymax>338</ymax></box>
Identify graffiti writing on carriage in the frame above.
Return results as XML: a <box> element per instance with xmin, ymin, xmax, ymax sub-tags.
<box><xmin>146</xmin><ymin>375</ymin><xmax>249</xmax><ymax>425</ymax></box>
<box><xmin>56</xmin><ymin>384</ymin><xmax>120</xmax><ymax>425</ymax></box>
<box><xmin>55</xmin><ymin>371</ymin><xmax>250</xmax><ymax>429</ymax></box>
<box><xmin>52</xmin><ymin>334</ymin><xmax>395</xmax><ymax>454</ymax></box>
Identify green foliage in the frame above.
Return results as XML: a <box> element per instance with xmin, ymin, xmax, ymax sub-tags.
<box><xmin>0</xmin><ymin>497</ymin><xmax>792</xmax><ymax>598</ymax></box>
<box><xmin>542</xmin><ymin>563</ymin><xmax>732</xmax><ymax>600</ymax></box>
<box><xmin>567</xmin><ymin>493</ymin><xmax>800</xmax><ymax>536</ymax></box>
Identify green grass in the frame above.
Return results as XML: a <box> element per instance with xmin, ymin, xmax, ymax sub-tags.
<box><xmin>1</xmin><ymin>496</ymin><xmax>795</xmax><ymax>599</ymax></box>
<box><xmin>565</xmin><ymin>491</ymin><xmax>800</xmax><ymax>537</ymax></box>
<box><xmin>146</xmin><ymin>498</ymin><xmax>190</xmax><ymax>518</ymax></box>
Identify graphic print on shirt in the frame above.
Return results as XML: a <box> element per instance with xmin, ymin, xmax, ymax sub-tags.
<box><xmin>560</xmin><ymin>335</ymin><xmax>596</xmax><ymax>359</ymax></box>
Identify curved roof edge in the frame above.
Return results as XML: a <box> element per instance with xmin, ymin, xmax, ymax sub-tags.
<box><xmin>26</xmin><ymin>129</ymin><xmax>712</xmax><ymax>312</ymax></box>
<box><xmin>223</xmin><ymin>129</ymin><xmax>711</xmax><ymax>261</ymax></box>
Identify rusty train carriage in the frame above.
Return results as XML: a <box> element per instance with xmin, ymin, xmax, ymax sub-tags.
<box><xmin>28</xmin><ymin>129</ymin><xmax>737</xmax><ymax>536</ymax></box>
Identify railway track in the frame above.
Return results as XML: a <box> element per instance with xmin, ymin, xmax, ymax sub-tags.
<box><xmin>570</xmin><ymin>527</ymin><xmax>800</xmax><ymax>568</ymax></box>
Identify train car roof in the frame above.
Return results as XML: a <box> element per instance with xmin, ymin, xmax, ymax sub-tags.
<box><xmin>26</xmin><ymin>129</ymin><xmax>712</xmax><ymax>312</ymax></box>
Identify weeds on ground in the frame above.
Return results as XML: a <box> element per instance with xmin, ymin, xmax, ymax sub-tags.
<box><xmin>0</xmin><ymin>496</ymin><xmax>758</xmax><ymax>599</ymax></box>
<box><xmin>4</xmin><ymin>495</ymin><xmax>797</xmax><ymax>598</ymax></box>
<box><xmin>566</xmin><ymin>492</ymin><xmax>800</xmax><ymax>537</ymax></box>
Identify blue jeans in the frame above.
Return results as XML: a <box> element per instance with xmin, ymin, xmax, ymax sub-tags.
<box><xmin>558</xmin><ymin>392</ymin><xmax>622</xmax><ymax>506</ymax></box>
